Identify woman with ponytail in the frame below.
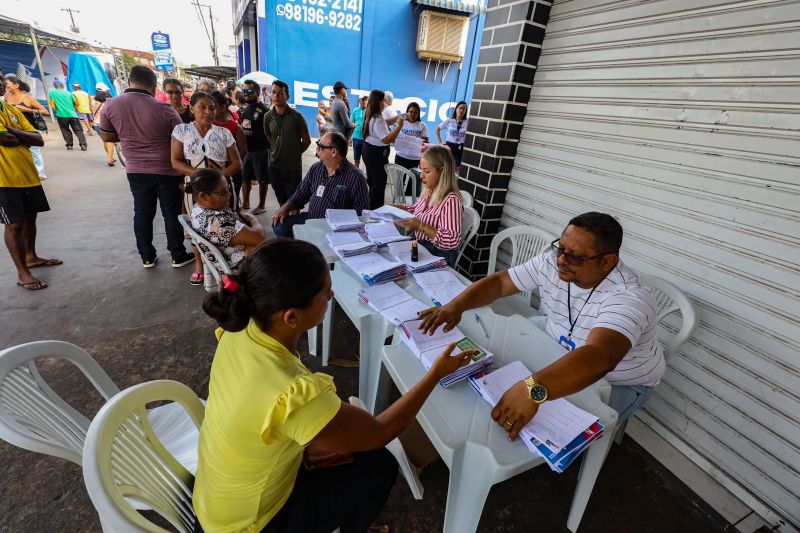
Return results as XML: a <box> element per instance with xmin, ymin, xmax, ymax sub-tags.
<box><xmin>194</xmin><ymin>239</ymin><xmax>475</xmax><ymax>532</ymax></box>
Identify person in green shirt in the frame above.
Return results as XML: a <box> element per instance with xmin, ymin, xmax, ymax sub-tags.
<box><xmin>48</xmin><ymin>80</ymin><xmax>86</xmax><ymax>150</ymax></box>
<box><xmin>350</xmin><ymin>94</ymin><xmax>367</xmax><ymax>168</ymax></box>
<box><xmin>262</xmin><ymin>80</ymin><xmax>311</xmax><ymax>205</ymax></box>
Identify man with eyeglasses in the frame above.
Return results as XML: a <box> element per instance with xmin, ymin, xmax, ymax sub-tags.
<box><xmin>419</xmin><ymin>212</ymin><xmax>664</xmax><ymax>437</ymax></box>
<box><xmin>238</xmin><ymin>79</ymin><xmax>271</xmax><ymax>214</ymax></box>
<box><xmin>271</xmin><ymin>132</ymin><xmax>368</xmax><ymax>237</ymax></box>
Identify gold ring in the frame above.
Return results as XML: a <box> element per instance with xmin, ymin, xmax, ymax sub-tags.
<box><xmin>504</xmin><ymin>420</ymin><xmax>513</xmax><ymax>427</ymax></box>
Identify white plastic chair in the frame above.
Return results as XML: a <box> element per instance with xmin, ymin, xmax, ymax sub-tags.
<box><xmin>610</xmin><ymin>273</ymin><xmax>698</xmax><ymax>443</ymax></box>
<box><xmin>385</xmin><ymin>163</ymin><xmax>417</xmax><ymax>205</ymax></box>
<box><xmin>178</xmin><ymin>214</ymin><xmax>232</xmax><ymax>293</ymax></box>
<box><xmin>454</xmin><ymin>205</ymin><xmax>480</xmax><ymax>268</ymax></box>
<box><xmin>486</xmin><ymin>225</ymin><xmax>555</xmax><ymax>318</ymax></box>
<box><xmin>459</xmin><ymin>190</ymin><xmax>473</xmax><ymax>207</ymax></box>
<box><xmin>83</xmin><ymin>380</ymin><xmax>204</xmax><ymax>533</ymax></box>
<box><xmin>0</xmin><ymin>341</ymin><xmax>201</xmax><ymax>473</ymax></box>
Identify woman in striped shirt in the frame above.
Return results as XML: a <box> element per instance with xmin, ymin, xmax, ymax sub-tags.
<box><xmin>394</xmin><ymin>145</ymin><xmax>464</xmax><ymax>267</ymax></box>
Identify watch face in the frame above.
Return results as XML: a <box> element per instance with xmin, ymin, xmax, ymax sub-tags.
<box><xmin>530</xmin><ymin>385</ymin><xmax>547</xmax><ymax>403</ymax></box>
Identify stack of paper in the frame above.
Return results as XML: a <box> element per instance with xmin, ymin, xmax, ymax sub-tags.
<box><xmin>325</xmin><ymin>231</ymin><xmax>375</xmax><ymax>258</ymax></box>
<box><xmin>400</xmin><ymin>319</ymin><xmax>493</xmax><ymax>387</ymax></box>
<box><xmin>342</xmin><ymin>252</ymin><xmax>407</xmax><ymax>285</ymax></box>
<box><xmin>386</xmin><ymin>240</ymin><xmax>447</xmax><ymax>273</ymax></box>
<box><xmin>363</xmin><ymin>205</ymin><xmax>416</xmax><ymax>222</ymax></box>
<box><xmin>364</xmin><ymin>222</ymin><xmax>412</xmax><ymax>245</ymax></box>
<box><xmin>326</xmin><ymin>209</ymin><xmax>364</xmax><ymax>232</ymax></box>
<box><xmin>359</xmin><ymin>283</ymin><xmax>430</xmax><ymax>326</ymax></box>
<box><xmin>412</xmin><ymin>270</ymin><xmax>468</xmax><ymax>305</ymax></box>
<box><xmin>468</xmin><ymin>361</ymin><xmax>604</xmax><ymax>472</ymax></box>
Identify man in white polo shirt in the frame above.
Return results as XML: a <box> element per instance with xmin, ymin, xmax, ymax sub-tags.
<box><xmin>419</xmin><ymin>212</ymin><xmax>664</xmax><ymax>438</ymax></box>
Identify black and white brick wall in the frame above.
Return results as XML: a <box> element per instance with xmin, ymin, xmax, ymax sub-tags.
<box><xmin>456</xmin><ymin>0</ymin><xmax>551</xmax><ymax>278</ymax></box>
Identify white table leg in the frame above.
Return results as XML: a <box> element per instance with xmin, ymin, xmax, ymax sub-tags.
<box><xmin>322</xmin><ymin>299</ymin><xmax>334</xmax><ymax>366</ymax></box>
<box><xmin>442</xmin><ymin>443</ymin><xmax>494</xmax><ymax>533</ymax></box>
<box><xmin>566</xmin><ymin>420</ymin><xmax>616</xmax><ymax>532</ymax></box>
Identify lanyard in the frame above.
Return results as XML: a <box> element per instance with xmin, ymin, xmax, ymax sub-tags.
<box><xmin>567</xmin><ymin>283</ymin><xmax>598</xmax><ymax>341</ymax></box>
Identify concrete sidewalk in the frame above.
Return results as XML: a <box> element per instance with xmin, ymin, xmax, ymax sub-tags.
<box><xmin>0</xmin><ymin>134</ymin><xmax>732</xmax><ymax>532</ymax></box>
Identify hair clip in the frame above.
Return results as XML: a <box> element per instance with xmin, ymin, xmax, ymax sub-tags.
<box><xmin>222</xmin><ymin>275</ymin><xmax>239</xmax><ymax>293</ymax></box>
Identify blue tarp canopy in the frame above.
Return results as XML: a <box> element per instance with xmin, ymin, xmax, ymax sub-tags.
<box><xmin>66</xmin><ymin>53</ymin><xmax>116</xmax><ymax>96</ymax></box>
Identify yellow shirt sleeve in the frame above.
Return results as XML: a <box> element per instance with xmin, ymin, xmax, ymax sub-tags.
<box><xmin>262</xmin><ymin>372</ymin><xmax>341</xmax><ymax>446</ymax></box>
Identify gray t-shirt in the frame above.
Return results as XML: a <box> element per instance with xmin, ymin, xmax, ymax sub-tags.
<box><xmin>330</xmin><ymin>98</ymin><xmax>353</xmax><ymax>138</ymax></box>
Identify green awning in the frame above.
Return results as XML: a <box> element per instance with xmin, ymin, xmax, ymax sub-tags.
<box><xmin>413</xmin><ymin>0</ymin><xmax>487</xmax><ymax>14</ymax></box>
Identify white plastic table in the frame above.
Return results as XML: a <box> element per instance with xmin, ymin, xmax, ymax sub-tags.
<box><xmin>375</xmin><ymin>313</ymin><xmax>618</xmax><ymax>533</ymax></box>
<box><xmin>327</xmin><ymin>265</ymin><xmax>473</xmax><ymax>413</ymax></box>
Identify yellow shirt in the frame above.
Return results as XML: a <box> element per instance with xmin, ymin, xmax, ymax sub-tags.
<box><xmin>193</xmin><ymin>321</ymin><xmax>341</xmax><ymax>533</ymax></box>
<box><xmin>72</xmin><ymin>90</ymin><xmax>91</xmax><ymax>114</ymax></box>
<box><xmin>0</xmin><ymin>102</ymin><xmax>39</xmax><ymax>188</ymax></box>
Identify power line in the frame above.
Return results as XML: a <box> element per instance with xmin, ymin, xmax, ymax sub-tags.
<box><xmin>190</xmin><ymin>0</ymin><xmax>219</xmax><ymax>66</ymax></box>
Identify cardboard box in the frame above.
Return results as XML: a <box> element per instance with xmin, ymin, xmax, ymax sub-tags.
<box><xmin>399</xmin><ymin>418</ymin><xmax>440</xmax><ymax>470</ymax></box>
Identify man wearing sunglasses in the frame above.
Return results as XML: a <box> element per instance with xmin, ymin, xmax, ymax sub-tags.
<box><xmin>238</xmin><ymin>80</ymin><xmax>270</xmax><ymax>214</ymax></box>
<box><xmin>271</xmin><ymin>132</ymin><xmax>368</xmax><ymax>237</ymax></box>
<box><xmin>419</xmin><ymin>212</ymin><xmax>664</xmax><ymax>438</ymax></box>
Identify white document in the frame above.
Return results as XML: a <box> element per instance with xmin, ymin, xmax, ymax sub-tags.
<box><xmin>326</xmin><ymin>209</ymin><xmax>364</xmax><ymax>231</ymax></box>
<box><xmin>474</xmin><ymin>361</ymin><xmax>599</xmax><ymax>453</ymax></box>
<box><xmin>365</xmin><ymin>222</ymin><xmax>411</xmax><ymax>244</ymax></box>
<box><xmin>342</xmin><ymin>253</ymin><xmax>404</xmax><ymax>278</ymax></box>
<box><xmin>364</xmin><ymin>205</ymin><xmax>415</xmax><ymax>222</ymax></box>
<box><xmin>386</xmin><ymin>240</ymin><xmax>445</xmax><ymax>270</ymax></box>
<box><xmin>394</xmin><ymin>134</ymin><xmax>424</xmax><ymax>159</ymax></box>
<box><xmin>326</xmin><ymin>231</ymin><xmax>365</xmax><ymax>246</ymax></box>
<box><xmin>332</xmin><ymin>242</ymin><xmax>375</xmax><ymax>258</ymax></box>
<box><xmin>381</xmin><ymin>298</ymin><xmax>430</xmax><ymax>326</ymax></box>
<box><xmin>401</xmin><ymin>319</ymin><xmax>464</xmax><ymax>355</ymax></box>
<box><xmin>361</xmin><ymin>282</ymin><xmax>413</xmax><ymax>311</ymax></box>
<box><xmin>413</xmin><ymin>270</ymin><xmax>467</xmax><ymax>304</ymax></box>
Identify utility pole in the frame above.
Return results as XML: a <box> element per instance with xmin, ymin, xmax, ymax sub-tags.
<box><xmin>191</xmin><ymin>0</ymin><xmax>219</xmax><ymax>66</ymax></box>
<box><xmin>60</xmin><ymin>8</ymin><xmax>80</xmax><ymax>33</ymax></box>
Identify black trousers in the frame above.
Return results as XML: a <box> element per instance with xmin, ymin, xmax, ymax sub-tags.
<box><xmin>126</xmin><ymin>173</ymin><xmax>188</xmax><ymax>261</ymax></box>
<box><xmin>56</xmin><ymin>117</ymin><xmax>86</xmax><ymax>148</ymax></box>
<box><xmin>269</xmin><ymin>167</ymin><xmax>303</xmax><ymax>206</ymax></box>
<box><xmin>261</xmin><ymin>448</ymin><xmax>398</xmax><ymax>533</ymax></box>
<box><xmin>362</xmin><ymin>142</ymin><xmax>389</xmax><ymax>210</ymax></box>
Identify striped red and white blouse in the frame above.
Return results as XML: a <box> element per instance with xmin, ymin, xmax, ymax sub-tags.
<box><xmin>406</xmin><ymin>192</ymin><xmax>464</xmax><ymax>250</ymax></box>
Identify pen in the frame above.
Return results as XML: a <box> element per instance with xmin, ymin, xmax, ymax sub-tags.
<box><xmin>474</xmin><ymin>313</ymin><xmax>489</xmax><ymax>337</ymax></box>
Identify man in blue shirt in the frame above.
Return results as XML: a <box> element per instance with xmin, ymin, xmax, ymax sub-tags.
<box><xmin>271</xmin><ymin>132</ymin><xmax>368</xmax><ymax>237</ymax></box>
<box><xmin>350</xmin><ymin>95</ymin><xmax>367</xmax><ymax>168</ymax></box>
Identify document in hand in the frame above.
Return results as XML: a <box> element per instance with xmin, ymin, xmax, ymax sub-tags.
<box><xmin>325</xmin><ymin>209</ymin><xmax>364</xmax><ymax>231</ymax></box>
<box><xmin>412</xmin><ymin>270</ymin><xmax>468</xmax><ymax>305</ymax></box>
<box><xmin>363</xmin><ymin>205</ymin><xmax>416</xmax><ymax>222</ymax></box>
<box><xmin>386</xmin><ymin>240</ymin><xmax>447</xmax><ymax>273</ymax></box>
<box><xmin>364</xmin><ymin>222</ymin><xmax>412</xmax><ymax>245</ymax></box>
<box><xmin>359</xmin><ymin>282</ymin><xmax>430</xmax><ymax>326</ymax></box>
<box><xmin>400</xmin><ymin>319</ymin><xmax>493</xmax><ymax>387</ymax></box>
<box><xmin>342</xmin><ymin>252</ymin><xmax>407</xmax><ymax>285</ymax></box>
<box><xmin>468</xmin><ymin>360</ymin><xmax>604</xmax><ymax>472</ymax></box>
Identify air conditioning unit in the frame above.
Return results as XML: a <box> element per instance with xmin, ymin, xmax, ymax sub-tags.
<box><xmin>416</xmin><ymin>10</ymin><xmax>469</xmax><ymax>63</ymax></box>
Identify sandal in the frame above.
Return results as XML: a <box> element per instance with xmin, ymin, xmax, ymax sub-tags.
<box><xmin>190</xmin><ymin>272</ymin><xmax>205</xmax><ymax>286</ymax></box>
<box><xmin>17</xmin><ymin>279</ymin><xmax>48</xmax><ymax>290</ymax></box>
<box><xmin>26</xmin><ymin>258</ymin><xmax>63</xmax><ymax>268</ymax></box>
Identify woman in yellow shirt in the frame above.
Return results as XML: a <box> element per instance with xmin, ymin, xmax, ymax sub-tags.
<box><xmin>195</xmin><ymin>239</ymin><xmax>474</xmax><ymax>532</ymax></box>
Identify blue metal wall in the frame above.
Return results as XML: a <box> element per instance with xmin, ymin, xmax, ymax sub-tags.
<box><xmin>258</xmin><ymin>0</ymin><xmax>483</xmax><ymax>134</ymax></box>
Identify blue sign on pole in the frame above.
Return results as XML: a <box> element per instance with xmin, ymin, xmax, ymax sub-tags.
<box><xmin>151</xmin><ymin>32</ymin><xmax>174</xmax><ymax>71</ymax></box>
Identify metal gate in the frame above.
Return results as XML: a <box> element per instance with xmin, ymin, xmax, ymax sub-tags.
<box><xmin>502</xmin><ymin>0</ymin><xmax>800</xmax><ymax>528</ymax></box>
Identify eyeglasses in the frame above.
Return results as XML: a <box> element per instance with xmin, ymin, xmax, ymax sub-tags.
<box><xmin>316</xmin><ymin>141</ymin><xmax>335</xmax><ymax>151</ymax></box>
<box><xmin>209</xmin><ymin>187</ymin><xmax>232</xmax><ymax>197</ymax></box>
<box><xmin>550</xmin><ymin>238</ymin><xmax>616</xmax><ymax>266</ymax></box>
<box><xmin>242</xmin><ymin>89</ymin><xmax>255</xmax><ymax>95</ymax></box>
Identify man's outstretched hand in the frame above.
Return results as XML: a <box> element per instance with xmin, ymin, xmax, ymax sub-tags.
<box><xmin>417</xmin><ymin>303</ymin><xmax>462</xmax><ymax>335</ymax></box>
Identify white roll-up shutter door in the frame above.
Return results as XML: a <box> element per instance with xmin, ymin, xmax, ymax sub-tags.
<box><xmin>503</xmin><ymin>0</ymin><xmax>800</xmax><ymax>528</ymax></box>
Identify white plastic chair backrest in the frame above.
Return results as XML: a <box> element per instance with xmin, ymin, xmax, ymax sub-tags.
<box><xmin>83</xmin><ymin>380</ymin><xmax>205</xmax><ymax>533</ymax></box>
<box><xmin>459</xmin><ymin>190</ymin><xmax>473</xmax><ymax>207</ymax></box>
<box><xmin>638</xmin><ymin>274</ymin><xmax>698</xmax><ymax>360</ymax></box>
<box><xmin>384</xmin><ymin>163</ymin><xmax>416</xmax><ymax>204</ymax></box>
<box><xmin>0</xmin><ymin>341</ymin><xmax>120</xmax><ymax>465</ymax></box>
<box><xmin>178</xmin><ymin>214</ymin><xmax>232</xmax><ymax>290</ymax></box>
<box><xmin>487</xmin><ymin>225</ymin><xmax>555</xmax><ymax>306</ymax></box>
<box><xmin>455</xmin><ymin>205</ymin><xmax>480</xmax><ymax>268</ymax></box>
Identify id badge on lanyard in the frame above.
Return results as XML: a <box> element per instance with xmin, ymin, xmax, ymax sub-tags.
<box><xmin>316</xmin><ymin>185</ymin><xmax>325</xmax><ymax>197</ymax></box>
<box><xmin>558</xmin><ymin>335</ymin><xmax>576</xmax><ymax>351</ymax></box>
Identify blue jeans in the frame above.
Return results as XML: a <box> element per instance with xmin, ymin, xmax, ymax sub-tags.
<box><xmin>126</xmin><ymin>173</ymin><xmax>188</xmax><ymax>261</ymax></box>
<box><xmin>608</xmin><ymin>384</ymin><xmax>654</xmax><ymax>425</ymax></box>
<box><xmin>273</xmin><ymin>212</ymin><xmax>309</xmax><ymax>238</ymax></box>
<box><xmin>420</xmin><ymin>239</ymin><xmax>458</xmax><ymax>268</ymax></box>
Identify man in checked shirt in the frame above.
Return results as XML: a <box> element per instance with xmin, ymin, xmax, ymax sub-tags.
<box><xmin>272</xmin><ymin>131</ymin><xmax>368</xmax><ymax>237</ymax></box>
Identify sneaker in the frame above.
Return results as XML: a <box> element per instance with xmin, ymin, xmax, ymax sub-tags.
<box><xmin>80</xmin><ymin>145</ymin><xmax>88</xmax><ymax>151</ymax></box>
<box><xmin>171</xmin><ymin>254</ymin><xmax>194</xmax><ymax>268</ymax></box>
<box><xmin>143</xmin><ymin>256</ymin><xmax>158</xmax><ymax>268</ymax></box>
<box><xmin>66</xmin><ymin>145</ymin><xmax>73</xmax><ymax>150</ymax></box>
